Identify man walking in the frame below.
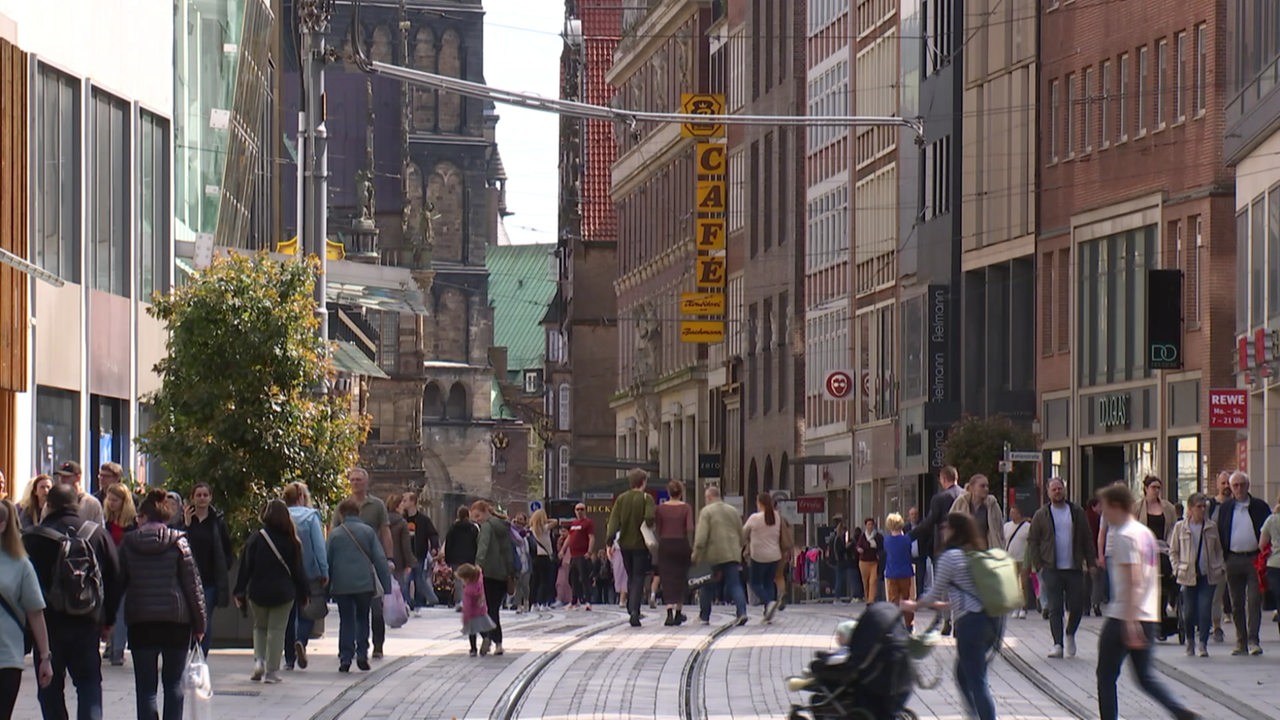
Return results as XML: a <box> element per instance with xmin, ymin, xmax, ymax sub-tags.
<box><xmin>693</xmin><ymin>485</ymin><xmax>748</xmax><ymax>626</ymax></box>
<box><xmin>24</xmin><ymin>484</ymin><xmax>123</xmax><ymax>720</ymax></box>
<box><xmin>53</xmin><ymin>461</ymin><xmax>103</xmax><ymax>525</ymax></box>
<box><xmin>1027</xmin><ymin>477</ymin><xmax>1094</xmax><ymax>658</ymax></box>
<box><xmin>606</xmin><ymin>468</ymin><xmax>656</xmax><ymax>627</ymax></box>
<box><xmin>1094</xmin><ymin>485</ymin><xmax>1198</xmax><ymax>720</ymax></box>
<box><xmin>1206</xmin><ymin>471</ymin><xmax>1234</xmax><ymax>643</ymax></box>
<box><xmin>1216</xmin><ymin>471</ymin><xmax>1270</xmax><ymax>656</ymax></box>
<box><xmin>910</xmin><ymin>465</ymin><xmax>962</xmax><ymax>630</ymax></box>
<box><xmin>562</xmin><ymin>502</ymin><xmax>596</xmax><ymax>610</ymax></box>
<box><xmin>343</xmin><ymin>467</ymin><xmax>395</xmax><ymax>658</ymax></box>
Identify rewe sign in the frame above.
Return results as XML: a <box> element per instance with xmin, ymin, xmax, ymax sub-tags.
<box><xmin>1208</xmin><ymin>389</ymin><xmax>1249</xmax><ymax>429</ymax></box>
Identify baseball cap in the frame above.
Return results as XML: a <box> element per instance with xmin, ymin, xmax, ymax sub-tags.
<box><xmin>54</xmin><ymin>461</ymin><xmax>82</xmax><ymax>477</ymax></box>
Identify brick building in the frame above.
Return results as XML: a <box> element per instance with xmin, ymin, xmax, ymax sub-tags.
<box><xmin>1038</xmin><ymin>0</ymin><xmax>1237</xmax><ymax>503</ymax></box>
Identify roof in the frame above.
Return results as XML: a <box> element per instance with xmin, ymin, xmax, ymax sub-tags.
<box><xmin>332</xmin><ymin>341</ymin><xmax>389</xmax><ymax>379</ymax></box>
<box><xmin>580</xmin><ymin>5</ymin><xmax>621</xmax><ymax>243</ymax></box>
<box><xmin>487</xmin><ymin>244</ymin><xmax>557</xmax><ymax>372</ymax></box>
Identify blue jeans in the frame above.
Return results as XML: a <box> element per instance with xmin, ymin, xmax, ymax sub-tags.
<box><xmin>130</xmin><ymin>644</ymin><xmax>187</xmax><ymax>720</ymax></box>
<box><xmin>199</xmin><ymin>587</ymin><xmax>217</xmax><ymax>656</ymax></box>
<box><xmin>39</xmin><ymin>622</ymin><xmax>103</xmax><ymax>720</ymax></box>
<box><xmin>834</xmin><ymin>565</ymin><xmax>859</xmax><ymax>599</ymax></box>
<box><xmin>1096</xmin><ymin>619</ymin><xmax>1193</xmax><ymax>720</ymax></box>
<box><xmin>282</xmin><ymin>601</ymin><xmax>316</xmax><ymax>667</ymax></box>
<box><xmin>953</xmin><ymin>613</ymin><xmax>997</xmax><ymax>720</ymax></box>
<box><xmin>1182</xmin><ymin>579</ymin><xmax>1215</xmax><ymax>647</ymax></box>
<box><xmin>107</xmin><ymin>602</ymin><xmax>127</xmax><ymax>664</ymax></box>
<box><xmin>334</xmin><ymin>594</ymin><xmax>372</xmax><ymax>665</ymax></box>
<box><xmin>409</xmin><ymin>565</ymin><xmax>437</xmax><ymax>607</ymax></box>
<box><xmin>749</xmin><ymin>561</ymin><xmax>778</xmax><ymax>607</ymax></box>
<box><xmin>699</xmin><ymin>562</ymin><xmax>747</xmax><ymax>621</ymax></box>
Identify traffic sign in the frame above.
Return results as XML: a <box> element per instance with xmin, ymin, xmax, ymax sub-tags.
<box><xmin>529</xmin><ymin>500</ymin><xmax>543</xmax><ymax>513</ymax></box>
<box><xmin>824</xmin><ymin>370</ymin><xmax>854</xmax><ymax>400</ymax></box>
<box><xmin>1006</xmin><ymin>451</ymin><xmax>1042</xmax><ymax>462</ymax></box>
<box><xmin>998</xmin><ymin>461</ymin><xmax>1013</xmax><ymax>473</ymax></box>
<box><xmin>680</xmin><ymin>93</ymin><xmax>726</xmax><ymax>138</ymax></box>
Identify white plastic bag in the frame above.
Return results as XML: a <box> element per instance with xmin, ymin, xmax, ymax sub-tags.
<box><xmin>383</xmin><ymin>589</ymin><xmax>409</xmax><ymax>628</ymax></box>
<box><xmin>183</xmin><ymin>645</ymin><xmax>213</xmax><ymax>720</ymax></box>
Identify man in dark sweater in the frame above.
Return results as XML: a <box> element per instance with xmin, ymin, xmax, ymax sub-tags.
<box><xmin>401</xmin><ymin>492</ymin><xmax>441</xmax><ymax>607</ymax></box>
<box><xmin>909</xmin><ymin>465</ymin><xmax>962</xmax><ymax>632</ymax></box>
<box><xmin>24</xmin><ymin>484</ymin><xmax>123</xmax><ymax>720</ymax></box>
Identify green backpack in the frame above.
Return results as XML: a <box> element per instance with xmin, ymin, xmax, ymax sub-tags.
<box><xmin>966</xmin><ymin>548</ymin><xmax>1022</xmax><ymax>617</ymax></box>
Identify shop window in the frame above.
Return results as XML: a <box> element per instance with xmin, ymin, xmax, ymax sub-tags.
<box><xmin>90</xmin><ymin>89</ymin><xmax>131</xmax><ymax>297</ymax></box>
<box><xmin>1077</xmin><ymin>225</ymin><xmax>1157</xmax><ymax>387</ymax></box>
<box><xmin>1172</xmin><ymin>436</ymin><xmax>1200</xmax><ymax>503</ymax></box>
<box><xmin>32</xmin><ymin>64</ymin><xmax>82</xmax><ymax>283</ymax></box>
<box><xmin>35</xmin><ymin>387</ymin><xmax>80</xmax><ymax>477</ymax></box>
<box><xmin>138</xmin><ymin>111</ymin><xmax>171</xmax><ymax>299</ymax></box>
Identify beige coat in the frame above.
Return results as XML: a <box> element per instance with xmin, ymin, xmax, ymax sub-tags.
<box><xmin>1168</xmin><ymin>518</ymin><xmax>1226</xmax><ymax>587</ymax></box>
<box><xmin>1137</xmin><ymin>498</ymin><xmax>1178</xmax><ymax>543</ymax></box>
<box><xmin>949</xmin><ymin>492</ymin><xmax>1005</xmax><ymax>551</ymax></box>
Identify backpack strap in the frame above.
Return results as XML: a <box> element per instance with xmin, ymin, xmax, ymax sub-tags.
<box><xmin>77</xmin><ymin>522</ymin><xmax>98</xmax><ymax>540</ymax></box>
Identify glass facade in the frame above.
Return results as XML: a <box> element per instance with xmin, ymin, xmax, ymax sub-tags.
<box><xmin>1236</xmin><ymin>184</ymin><xmax>1280</xmax><ymax>331</ymax></box>
<box><xmin>1077</xmin><ymin>225</ymin><xmax>1158</xmax><ymax>387</ymax></box>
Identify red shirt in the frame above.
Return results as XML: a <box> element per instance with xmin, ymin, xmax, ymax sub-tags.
<box><xmin>566</xmin><ymin>517</ymin><xmax>595</xmax><ymax>557</ymax></box>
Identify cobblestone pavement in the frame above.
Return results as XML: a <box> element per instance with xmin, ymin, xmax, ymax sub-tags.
<box><xmin>14</xmin><ymin>601</ymin><xmax>1273</xmax><ymax>719</ymax></box>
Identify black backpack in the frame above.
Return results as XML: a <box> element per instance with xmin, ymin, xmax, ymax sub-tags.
<box><xmin>31</xmin><ymin>522</ymin><xmax>105</xmax><ymax>617</ymax></box>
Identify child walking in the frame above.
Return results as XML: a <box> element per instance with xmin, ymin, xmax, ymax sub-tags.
<box><xmin>457</xmin><ymin>564</ymin><xmax>497</xmax><ymax>656</ymax></box>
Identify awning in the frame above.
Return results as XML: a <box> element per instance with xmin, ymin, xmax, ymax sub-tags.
<box><xmin>789</xmin><ymin>455</ymin><xmax>852</xmax><ymax>465</ymax></box>
<box><xmin>332</xmin><ymin>341</ymin><xmax>389</xmax><ymax>379</ymax></box>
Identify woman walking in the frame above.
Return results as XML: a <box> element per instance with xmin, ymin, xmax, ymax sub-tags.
<box><xmin>119</xmin><ymin>490</ymin><xmax>207</xmax><ymax>720</ymax></box>
<box><xmin>0</xmin><ymin>498</ymin><xmax>53</xmax><ymax>717</ymax></box>
<box><xmin>104</xmin><ymin>484</ymin><xmax>138</xmax><ymax>666</ymax></box>
<box><xmin>283</xmin><ymin>482</ymin><xmax>328</xmax><ymax>671</ymax></box>
<box><xmin>328</xmin><ymin>498</ymin><xmax>393</xmax><ymax>672</ymax></box>
<box><xmin>234</xmin><ymin>500</ymin><xmax>308</xmax><ymax>684</ymax></box>
<box><xmin>179</xmin><ymin>483</ymin><xmax>232</xmax><ymax>656</ymax></box>
<box><xmin>471</xmin><ymin>501</ymin><xmax>515</xmax><ymax>656</ymax></box>
<box><xmin>528</xmin><ymin>510</ymin><xmax>555</xmax><ymax>610</ymax></box>
<box><xmin>18</xmin><ymin>474</ymin><xmax>51</xmax><ymax>529</ymax></box>
<box><xmin>901</xmin><ymin>513</ymin><xmax>998</xmax><ymax>720</ymax></box>
<box><xmin>655</xmin><ymin>480</ymin><xmax>694</xmax><ymax>626</ymax></box>
<box><xmin>743</xmin><ymin>494</ymin><xmax>783</xmax><ymax>623</ymax></box>
<box><xmin>1169</xmin><ymin>493</ymin><xmax>1225</xmax><ymax>657</ymax></box>
<box><xmin>443</xmin><ymin>506</ymin><xmax>478</xmax><ymax>608</ymax></box>
<box><xmin>387</xmin><ymin>494</ymin><xmax>418</xmax><ymax>612</ymax></box>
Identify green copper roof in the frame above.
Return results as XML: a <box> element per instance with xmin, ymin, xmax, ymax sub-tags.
<box><xmin>487</xmin><ymin>244</ymin><xmax>557</xmax><ymax>372</ymax></box>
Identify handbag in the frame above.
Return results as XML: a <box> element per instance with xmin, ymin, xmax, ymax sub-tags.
<box><xmin>341</xmin><ymin>525</ymin><xmax>385</xmax><ymax>596</ymax></box>
<box><xmin>301</xmin><ymin>577</ymin><xmax>329</xmax><ymax>621</ymax></box>
<box><xmin>688</xmin><ymin>562</ymin><xmax>716</xmax><ymax>590</ymax></box>
<box><xmin>639</xmin><ymin>522</ymin><xmax>659</xmax><ymax>554</ymax></box>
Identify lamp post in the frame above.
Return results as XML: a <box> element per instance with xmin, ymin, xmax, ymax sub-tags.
<box><xmin>297</xmin><ymin>0</ymin><xmax>331</xmax><ymax>349</ymax></box>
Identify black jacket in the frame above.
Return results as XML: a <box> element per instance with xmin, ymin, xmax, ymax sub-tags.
<box><xmin>1217</xmin><ymin>496</ymin><xmax>1272</xmax><ymax>556</ymax></box>
<box><xmin>444</xmin><ymin>519</ymin><xmax>478</xmax><ymax>566</ymax></box>
<box><xmin>234</xmin><ymin>527</ymin><xmax>308</xmax><ymax>607</ymax></box>
<box><xmin>22</xmin><ymin>508</ymin><xmax>123</xmax><ymax>628</ymax></box>
<box><xmin>119</xmin><ymin>525</ymin><xmax>207</xmax><ymax>634</ymax></box>
<box><xmin>911</xmin><ymin>484</ymin><xmax>962</xmax><ymax>558</ymax></box>
<box><xmin>179</xmin><ymin>509</ymin><xmax>233</xmax><ymax>606</ymax></box>
<box><xmin>403</xmin><ymin>510</ymin><xmax>440</xmax><ymax>561</ymax></box>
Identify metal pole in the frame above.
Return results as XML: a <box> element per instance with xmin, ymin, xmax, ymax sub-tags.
<box><xmin>298</xmin><ymin>0</ymin><xmax>330</xmax><ymax>350</ymax></box>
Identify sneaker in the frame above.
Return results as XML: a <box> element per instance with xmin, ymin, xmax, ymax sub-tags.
<box><xmin>735</xmin><ymin>615</ymin><xmax>748</xmax><ymax>627</ymax></box>
<box><xmin>356</xmin><ymin>657</ymin><xmax>371</xmax><ymax>671</ymax></box>
<box><xmin>941</xmin><ymin>621</ymin><xmax>952</xmax><ymax>637</ymax></box>
<box><xmin>1065</xmin><ymin>635</ymin><xmax>1077</xmax><ymax>658</ymax></box>
<box><xmin>1249</xmin><ymin>644</ymin><xmax>1263</xmax><ymax>656</ymax></box>
<box><xmin>480</xmin><ymin>637</ymin><xmax>492</xmax><ymax>656</ymax></box>
<box><xmin>1213</xmin><ymin>628</ymin><xmax>1225</xmax><ymax>643</ymax></box>
<box><xmin>371</xmin><ymin>648</ymin><xmax>383</xmax><ymax>660</ymax></box>
<box><xmin>262</xmin><ymin>672</ymin><xmax>282</xmax><ymax>684</ymax></box>
<box><xmin>295</xmin><ymin>641</ymin><xmax>308</xmax><ymax>669</ymax></box>
<box><xmin>469</xmin><ymin>648</ymin><xmax>478</xmax><ymax>657</ymax></box>
<box><xmin>1198</xmin><ymin>643</ymin><xmax>1209</xmax><ymax>657</ymax></box>
<box><xmin>763</xmin><ymin>601</ymin><xmax>779</xmax><ymax>624</ymax></box>
<box><xmin>251</xmin><ymin>661</ymin><xmax>265</xmax><ymax>681</ymax></box>
<box><xmin>1048</xmin><ymin>645</ymin><xmax>1064</xmax><ymax>659</ymax></box>
<box><xmin>1185</xmin><ymin>644</ymin><xmax>1196</xmax><ymax>657</ymax></box>
<box><xmin>1231</xmin><ymin>645</ymin><xmax>1247</xmax><ymax>656</ymax></box>
<box><xmin>494</xmin><ymin>643</ymin><xmax>504</xmax><ymax>656</ymax></box>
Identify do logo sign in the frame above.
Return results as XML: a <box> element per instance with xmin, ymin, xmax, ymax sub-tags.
<box><xmin>824</xmin><ymin>371</ymin><xmax>853</xmax><ymax>400</ymax></box>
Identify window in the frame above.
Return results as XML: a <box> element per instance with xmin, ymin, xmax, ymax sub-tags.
<box><xmin>1049</xmin><ymin>80</ymin><xmax>1060</xmax><ymax>162</ymax></box>
<box><xmin>1189</xmin><ymin>215</ymin><xmax>1202</xmax><ymax>325</ymax></box>
<box><xmin>1174</xmin><ymin>32</ymin><xmax>1187</xmax><ymax>122</ymax></box>
<box><xmin>1083</xmin><ymin>68</ymin><xmax>1095</xmax><ymax>152</ymax></box>
<box><xmin>1237</xmin><ymin>210</ymin><xmax>1249</xmax><ymax>334</ymax></box>
<box><xmin>777</xmin><ymin>291</ymin><xmax>789</xmax><ymax>410</ymax></box>
<box><xmin>1077</xmin><ymin>226</ymin><xmax>1158</xmax><ymax>386</ymax></box>
<box><xmin>1156</xmin><ymin>39</ymin><xmax>1167</xmax><ymax>128</ymax></box>
<box><xmin>35</xmin><ymin>387</ymin><xmax>80</xmax><ymax>476</ymax></box>
<box><xmin>377</xmin><ymin>310</ymin><xmax>398</xmax><ymax>373</ymax></box>
<box><xmin>90</xmin><ymin>90</ymin><xmax>130</xmax><ymax>297</ymax></box>
<box><xmin>32</xmin><ymin>64</ymin><xmax>81</xmax><ymax>283</ymax></box>
<box><xmin>547</xmin><ymin>329</ymin><xmax>567</xmax><ymax>363</ymax></box>
<box><xmin>806</xmin><ymin>183</ymin><xmax>849</xmax><ymax>271</ymax></box>
<box><xmin>1065</xmin><ymin>73</ymin><xmax>1076</xmax><ymax>156</ymax></box>
<box><xmin>926</xmin><ymin>0</ymin><xmax>954</xmax><ymax>74</ymax></box>
<box><xmin>924</xmin><ymin>136</ymin><xmax>952</xmax><ymax>218</ymax></box>
<box><xmin>1101</xmin><ymin>61</ymin><xmax>1112</xmax><ymax>147</ymax></box>
<box><xmin>1253</xmin><ymin>196</ymin><xmax>1266</xmax><ymax>325</ymax></box>
<box><xmin>1137</xmin><ymin>46</ymin><xmax>1148</xmax><ymax>135</ymax></box>
<box><xmin>1057</xmin><ymin>249</ymin><xmax>1070</xmax><ymax>352</ymax></box>
<box><xmin>522</xmin><ymin>369</ymin><xmax>543</xmax><ymax>394</ymax></box>
<box><xmin>138</xmin><ymin>111</ymin><xmax>170</xmax><ymax>299</ymax></box>
<box><xmin>1194</xmin><ymin>24</ymin><xmax>1206</xmax><ymax>115</ymax></box>
<box><xmin>557</xmin><ymin>383</ymin><xmax>571</xmax><ymax>431</ymax></box>
<box><xmin>557</xmin><ymin>446</ymin><xmax>570</xmax><ymax>496</ymax></box>
<box><xmin>1270</xmin><ymin>187</ymin><xmax>1280</xmax><ymax>321</ymax></box>
<box><xmin>1118</xmin><ymin>54</ymin><xmax>1129</xmax><ymax>141</ymax></box>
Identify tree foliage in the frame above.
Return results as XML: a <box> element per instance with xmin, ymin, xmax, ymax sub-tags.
<box><xmin>942</xmin><ymin>415</ymin><xmax>1038</xmax><ymax>499</ymax></box>
<box><xmin>139</xmin><ymin>253</ymin><xmax>367</xmax><ymax>544</ymax></box>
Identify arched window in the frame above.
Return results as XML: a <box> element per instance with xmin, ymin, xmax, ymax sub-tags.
<box><xmin>746</xmin><ymin>460</ymin><xmax>759</xmax><ymax>515</ymax></box>
<box><xmin>558</xmin><ymin>446</ymin><xmax>571</xmax><ymax>496</ymax></box>
<box><xmin>423</xmin><ymin>382</ymin><xmax>444</xmax><ymax>420</ymax></box>
<box><xmin>779</xmin><ymin>453</ymin><xmax>790</xmax><ymax>494</ymax></box>
<box><xmin>446</xmin><ymin>382</ymin><xmax>468</xmax><ymax>420</ymax></box>
<box><xmin>764</xmin><ymin>456</ymin><xmax>775</xmax><ymax>493</ymax></box>
<box><xmin>557</xmin><ymin>383</ymin><xmax>571</xmax><ymax>431</ymax></box>
<box><xmin>437</xmin><ymin>29</ymin><xmax>463</xmax><ymax>132</ymax></box>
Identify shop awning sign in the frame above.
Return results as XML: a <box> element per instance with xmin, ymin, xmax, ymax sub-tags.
<box><xmin>1208</xmin><ymin>389</ymin><xmax>1248</xmax><ymax>429</ymax></box>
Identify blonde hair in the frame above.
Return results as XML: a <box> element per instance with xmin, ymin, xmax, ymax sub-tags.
<box><xmin>22</xmin><ymin>475</ymin><xmax>51</xmax><ymax>525</ymax></box>
<box><xmin>455</xmin><ymin>563</ymin><xmax>480</xmax><ymax>583</ymax></box>
<box><xmin>0</xmin><ymin>500</ymin><xmax>24</xmax><ymax>559</ymax></box>
<box><xmin>283</xmin><ymin>482</ymin><xmax>311</xmax><ymax>507</ymax></box>
<box><xmin>106</xmin><ymin>484</ymin><xmax>137</xmax><ymax>528</ymax></box>
<box><xmin>885</xmin><ymin>512</ymin><xmax>904</xmax><ymax>533</ymax></box>
<box><xmin>386</xmin><ymin>493</ymin><xmax>403</xmax><ymax>514</ymax></box>
<box><xmin>530</xmin><ymin>509</ymin><xmax>549</xmax><ymax>535</ymax></box>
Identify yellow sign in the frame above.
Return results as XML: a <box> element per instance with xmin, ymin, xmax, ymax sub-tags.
<box><xmin>695</xmin><ymin>218</ymin><xmax>726</xmax><ymax>251</ymax></box>
<box><xmin>695</xmin><ymin>143</ymin><xmax>726</xmax><ymax>176</ymax></box>
<box><xmin>696</xmin><ymin>180</ymin><xmax>726</xmax><ymax>213</ymax></box>
<box><xmin>680</xmin><ymin>320</ymin><xmax>726</xmax><ymax>344</ymax></box>
<box><xmin>276</xmin><ymin>236</ymin><xmax>346</xmax><ymax>261</ymax></box>
<box><xmin>695</xmin><ymin>255</ymin><xmax>727</xmax><ymax>289</ymax></box>
<box><xmin>680</xmin><ymin>93</ymin><xmax>726</xmax><ymax>138</ymax></box>
<box><xmin>680</xmin><ymin>292</ymin><xmax>727</xmax><ymax>316</ymax></box>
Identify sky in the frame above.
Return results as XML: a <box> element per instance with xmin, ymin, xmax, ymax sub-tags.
<box><xmin>485</xmin><ymin>1</ymin><xmax>564</xmax><ymax>246</ymax></box>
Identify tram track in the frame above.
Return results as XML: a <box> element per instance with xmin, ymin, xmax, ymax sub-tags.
<box><xmin>492</xmin><ymin>615</ymin><xmax>630</xmax><ymax>720</ymax></box>
<box><xmin>679</xmin><ymin>617</ymin><xmax>739</xmax><ymax>720</ymax></box>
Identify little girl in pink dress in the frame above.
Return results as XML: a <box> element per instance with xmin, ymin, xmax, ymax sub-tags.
<box><xmin>457</xmin><ymin>563</ymin><xmax>497</xmax><ymax>656</ymax></box>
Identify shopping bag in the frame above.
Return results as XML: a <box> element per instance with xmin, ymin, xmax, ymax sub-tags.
<box><xmin>383</xmin><ymin>589</ymin><xmax>409</xmax><ymax>628</ymax></box>
<box><xmin>688</xmin><ymin>563</ymin><xmax>716</xmax><ymax>590</ymax></box>
<box><xmin>182</xmin><ymin>645</ymin><xmax>213</xmax><ymax>720</ymax></box>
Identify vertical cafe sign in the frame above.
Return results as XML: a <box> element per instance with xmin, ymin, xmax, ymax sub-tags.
<box><xmin>679</xmin><ymin>93</ymin><xmax>727</xmax><ymax>344</ymax></box>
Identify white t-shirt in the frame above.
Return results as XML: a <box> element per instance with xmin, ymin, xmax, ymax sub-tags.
<box><xmin>1003</xmin><ymin>520</ymin><xmax>1029</xmax><ymax>562</ymax></box>
<box><xmin>1051</xmin><ymin>504</ymin><xmax>1074</xmax><ymax>569</ymax></box>
<box><xmin>1104</xmin><ymin>519</ymin><xmax>1161</xmax><ymax>623</ymax></box>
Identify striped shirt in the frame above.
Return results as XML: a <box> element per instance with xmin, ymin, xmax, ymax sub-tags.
<box><xmin>918</xmin><ymin>548</ymin><xmax>986</xmax><ymax>619</ymax></box>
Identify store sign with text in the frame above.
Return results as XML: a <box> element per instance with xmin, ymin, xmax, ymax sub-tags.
<box><xmin>1208</xmin><ymin>388</ymin><xmax>1248</xmax><ymax>429</ymax></box>
<box><xmin>681</xmin><ymin>132</ymin><xmax>728</xmax><ymax>343</ymax></box>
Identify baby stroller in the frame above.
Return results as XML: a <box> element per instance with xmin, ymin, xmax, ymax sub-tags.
<box><xmin>786</xmin><ymin>602</ymin><xmax>939</xmax><ymax>720</ymax></box>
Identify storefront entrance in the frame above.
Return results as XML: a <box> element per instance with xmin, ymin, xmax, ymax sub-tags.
<box><xmin>1081</xmin><ymin>440</ymin><xmax>1157</xmax><ymax>499</ymax></box>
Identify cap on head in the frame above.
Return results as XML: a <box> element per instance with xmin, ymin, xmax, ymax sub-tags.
<box><xmin>54</xmin><ymin>461</ymin><xmax>82</xmax><ymax>478</ymax></box>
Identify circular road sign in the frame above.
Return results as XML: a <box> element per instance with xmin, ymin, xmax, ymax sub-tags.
<box><xmin>529</xmin><ymin>500</ymin><xmax>543</xmax><ymax>513</ymax></box>
<box><xmin>824</xmin><ymin>370</ymin><xmax>854</xmax><ymax>400</ymax></box>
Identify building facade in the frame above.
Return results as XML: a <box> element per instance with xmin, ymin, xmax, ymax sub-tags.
<box><xmin>1</xmin><ymin>0</ymin><xmax>175</xmax><ymax>496</ymax></box>
<box><xmin>1038</xmin><ymin>0</ymin><xmax>1237</xmax><ymax>503</ymax></box>
<box><xmin>550</xmin><ymin>0</ymin><xmax>623</xmax><ymax>498</ymax></box>
<box><xmin>0</xmin><ymin>20</ymin><xmax>26</xmax><ymax>491</ymax></box>
<box><xmin>1225</xmin><ymin>0</ymin><xmax>1280</xmax><ymax>502</ymax></box>
<box><xmin>610</xmin><ymin>0</ymin><xmax>717</xmax><ymax>492</ymax></box>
